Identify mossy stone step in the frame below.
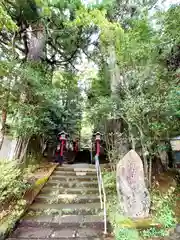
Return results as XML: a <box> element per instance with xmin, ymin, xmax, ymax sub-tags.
<box><xmin>20</xmin><ymin>214</ymin><xmax>105</xmax><ymax>230</ymax></box>
<box><xmin>35</xmin><ymin>194</ymin><xmax>100</xmax><ymax>204</ymax></box>
<box><xmin>50</xmin><ymin>175</ymin><xmax>97</xmax><ymax>181</ymax></box>
<box><xmin>45</xmin><ymin>180</ymin><xmax>98</xmax><ymax>188</ymax></box>
<box><xmin>40</xmin><ymin>186</ymin><xmax>99</xmax><ymax>195</ymax></box>
<box><xmin>29</xmin><ymin>203</ymin><xmax>101</xmax><ymax>215</ymax></box>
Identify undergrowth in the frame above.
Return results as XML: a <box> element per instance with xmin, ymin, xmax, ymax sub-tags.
<box><xmin>0</xmin><ymin>159</ymin><xmax>42</xmax><ymax>223</ymax></box>
<box><xmin>140</xmin><ymin>186</ymin><xmax>177</xmax><ymax>238</ymax></box>
<box><xmin>0</xmin><ymin>161</ymin><xmax>31</xmax><ymax>224</ymax></box>
<box><xmin>0</xmin><ymin>161</ymin><xmax>30</xmax><ymax>206</ymax></box>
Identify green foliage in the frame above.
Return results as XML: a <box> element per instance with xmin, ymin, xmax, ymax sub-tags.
<box><xmin>115</xmin><ymin>228</ymin><xmax>140</xmax><ymax>240</ymax></box>
<box><xmin>0</xmin><ymin>0</ymin><xmax>91</xmax><ymax>65</ymax></box>
<box><xmin>5</xmin><ymin>199</ymin><xmax>27</xmax><ymax>225</ymax></box>
<box><xmin>97</xmin><ymin>0</ymin><xmax>159</xmax><ymax>25</ymax></box>
<box><xmin>140</xmin><ymin>187</ymin><xmax>177</xmax><ymax>238</ymax></box>
<box><xmin>0</xmin><ymin>58</ymin><xmax>82</xmax><ymax>142</ymax></box>
<box><xmin>141</xmin><ymin>227</ymin><xmax>168</xmax><ymax>238</ymax></box>
<box><xmin>87</xmin><ymin>62</ymin><xmax>111</xmax><ymax>109</ymax></box>
<box><xmin>0</xmin><ymin>0</ymin><xmax>91</xmax><ymax>150</ymax></box>
<box><xmin>102</xmin><ymin>170</ymin><xmax>116</xmax><ymax>195</ymax></box>
<box><xmin>24</xmin><ymin>163</ymin><xmax>40</xmax><ymax>174</ymax></box>
<box><xmin>103</xmin><ymin>170</ymin><xmax>121</xmax><ymax>238</ymax></box>
<box><xmin>0</xmin><ymin>3</ymin><xmax>17</xmax><ymax>31</ymax></box>
<box><xmin>163</xmin><ymin>5</ymin><xmax>180</xmax><ymax>43</ymax></box>
<box><xmin>151</xmin><ymin>188</ymin><xmax>177</xmax><ymax>228</ymax></box>
<box><xmin>0</xmin><ymin>161</ymin><xmax>30</xmax><ymax>205</ymax></box>
<box><xmin>86</xmin><ymin>3</ymin><xmax>180</xmax><ymax>184</ymax></box>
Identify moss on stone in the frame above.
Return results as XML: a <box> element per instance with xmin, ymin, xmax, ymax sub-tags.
<box><xmin>116</xmin><ymin>217</ymin><xmax>161</xmax><ymax>229</ymax></box>
<box><xmin>34</xmin><ymin>176</ymin><xmax>48</xmax><ymax>188</ymax></box>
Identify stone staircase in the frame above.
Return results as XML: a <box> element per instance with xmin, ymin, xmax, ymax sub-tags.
<box><xmin>7</xmin><ymin>164</ymin><xmax>108</xmax><ymax>240</ymax></box>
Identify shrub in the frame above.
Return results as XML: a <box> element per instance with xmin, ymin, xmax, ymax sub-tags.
<box><xmin>0</xmin><ymin>161</ymin><xmax>30</xmax><ymax>205</ymax></box>
<box><xmin>102</xmin><ymin>170</ymin><xmax>116</xmax><ymax>195</ymax></box>
<box><xmin>115</xmin><ymin>228</ymin><xmax>140</xmax><ymax>240</ymax></box>
<box><xmin>140</xmin><ymin>187</ymin><xmax>177</xmax><ymax>238</ymax></box>
<box><xmin>152</xmin><ymin>187</ymin><xmax>176</xmax><ymax>228</ymax></box>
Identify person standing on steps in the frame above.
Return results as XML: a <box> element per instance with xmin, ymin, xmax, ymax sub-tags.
<box><xmin>56</xmin><ymin>131</ymin><xmax>68</xmax><ymax>166</ymax></box>
<box><xmin>93</xmin><ymin>131</ymin><xmax>103</xmax><ymax>159</ymax></box>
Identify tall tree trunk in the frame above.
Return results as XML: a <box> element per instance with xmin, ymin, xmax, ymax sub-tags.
<box><xmin>136</xmin><ymin>124</ymin><xmax>149</xmax><ymax>186</ymax></box>
<box><xmin>14</xmin><ymin>138</ymin><xmax>23</xmax><ymax>159</ymax></box>
<box><xmin>108</xmin><ymin>45</ymin><xmax>121</xmax><ymax>96</ymax></box>
<box><xmin>18</xmin><ymin>138</ymin><xmax>30</xmax><ymax>163</ymax></box>
<box><xmin>148</xmin><ymin>157</ymin><xmax>152</xmax><ymax>189</ymax></box>
<box><xmin>128</xmin><ymin>123</ymin><xmax>136</xmax><ymax>150</ymax></box>
<box><xmin>27</xmin><ymin>23</ymin><xmax>45</xmax><ymax>61</ymax></box>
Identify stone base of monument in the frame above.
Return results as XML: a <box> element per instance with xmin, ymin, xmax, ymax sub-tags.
<box><xmin>117</xmin><ymin>217</ymin><xmax>162</xmax><ymax>229</ymax></box>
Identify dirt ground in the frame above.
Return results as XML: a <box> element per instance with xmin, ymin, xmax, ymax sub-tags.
<box><xmin>153</xmin><ymin>170</ymin><xmax>180</xmax><ymax>220</ymax></box>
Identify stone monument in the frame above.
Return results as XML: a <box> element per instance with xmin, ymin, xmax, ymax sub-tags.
<box><xmin>116</xmin><ymin>149</ymin><xmax>150</xmax><ymax>218</ymax></box>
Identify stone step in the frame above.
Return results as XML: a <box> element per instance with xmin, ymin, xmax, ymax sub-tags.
<box><xmin>7</xmin><ymin>236</ymin><xmax>103</xmax><ymax>240</ymax></box>
<box><xmin>7</xmin><ymin>238</ymin><xmax>101</xmax><ymax>240</ymax></box>
<box><xmin>55</xmin><ymin>167</ymin><xmax>96</xmax><ymax>172</ymax></box>
<box><xmin>45</xmin><ymin>180</ymin><xmax>98</xmax><ymax>188</ymax></box>
<box><xmin>20</xmin><ymin>214</ymin><xmax>105</xmax><ymax>230</ymax></box>
<box><xmin>50</xmin><ymin>175</ymin><xmax>97</xmax><ymax>181</ymax></box>
<box><xmin>72</xmin><ymin>169</ymin><xmax>96</xmax><ymax>173</ymax></box>
<box><xmin>40</xmin><ymin>186</ymin><xmax>99</xmax><ymax>195</ymax></box>
<box><xmin>54</xmin><ymin>166</ymin><xmax>75</xmax><ymax>171</ymax></box>
<box><xmin>7</xmin><ymin>226</ymin><xmax>102</xmax><ymax>239</ymax></box>
<box><xmin>29</xmin><ymin>203</ymin><xmax>101</xmax><ymax>215</ymax></box>
<box><xmin>53</xmin><ymin>170</ymin><xmax>97</xmax><ymax>176</ymax></box>
<box><xmin>35</xmin><ymin>194</ymin><xmax>100</xmax><ymax>204</ymax></box>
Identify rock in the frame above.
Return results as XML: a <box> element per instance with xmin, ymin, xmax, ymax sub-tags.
<box><xmin>175</xmin><ymin>224</ymin><xmax>180</xmax><ymax>234</ymax></box>
<box><xmin>166</xmin><ymin>224</ymin><xmax>180</xmax><ymax>240</ymax></box>
<box><xmin>168</xmin><ymin>231</ymin><xmax>180</xmax><ymax>239</ymax></box>
<box><xmin>162</xmin><ymin>225</ymin><xmax>180</xmax><ymax>240</ymax></box>
<box><xmin>116</xmin><ymin>149</ymin><xmax>150</xmax><ymax>218</ymax></box>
